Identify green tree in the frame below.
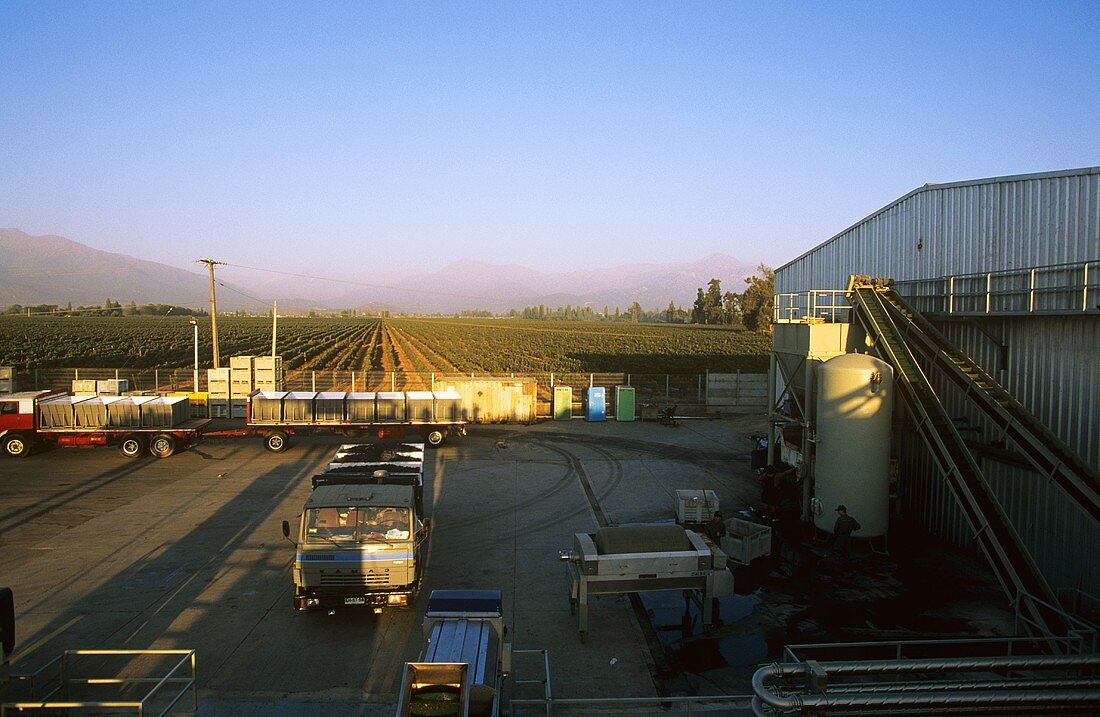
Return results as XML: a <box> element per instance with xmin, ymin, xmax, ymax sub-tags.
<box><xmin>722</xmin><ymin>291</ymin><xmax>741</xmax><ymax>324</ymax></box>
<box><xmin>741</xmin><ymin>264</ymin><xmax>775</xmax><ymax>332</ymax></box>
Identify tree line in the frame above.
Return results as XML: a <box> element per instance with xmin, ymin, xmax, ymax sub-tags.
<box><xmin>690</xmin><ymin>264</ymin><xmax>774</xmax><ymax>331</ymax></box>
<box><xmin>2</xmin><ymin>300</ymin><xmax>209</xmax><ymax>317</ymax></box>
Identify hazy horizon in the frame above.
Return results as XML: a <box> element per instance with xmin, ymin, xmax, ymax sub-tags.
<box><xmin>2</xmin><ymin>2</ymin><xmax>1098</xmax><ymax>277</ymax></box>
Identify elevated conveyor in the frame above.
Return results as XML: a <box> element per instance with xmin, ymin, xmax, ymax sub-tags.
<box><xmin>874</xmin><ymin>288</ymin><xmax>1100</xmax><ymax>524</ymax></box>
<box><xmin>847</xmin><ymin>278</ymin><xmax>1071</xmax><ymax>640</ymax></box>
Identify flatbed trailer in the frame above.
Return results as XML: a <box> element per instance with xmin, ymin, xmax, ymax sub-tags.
<box><xmin>0</xmin><ymin>391</ymin><xmax>214</xmax><ymax>458</ymax></box>
<box><xmin>0</xmin><ymin>391</ymin><xmax>468</xmax><ymax>459</ymax></box>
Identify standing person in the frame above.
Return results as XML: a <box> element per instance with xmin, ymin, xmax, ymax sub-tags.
<box><xmin>703</xmin><ymin>511</ymin><xmax>726</xmax><ymax>542</ymax></box>
<box><xmin>831</xmin><ymin>505</ymin><xmax>861</xmax><ymax>559</ymax></box>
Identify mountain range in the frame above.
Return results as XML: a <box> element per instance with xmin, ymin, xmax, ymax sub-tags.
<box><xmin>0</xmin><ymin>229</ymin><xmax>760</xmax><ymax>314</ymax></box>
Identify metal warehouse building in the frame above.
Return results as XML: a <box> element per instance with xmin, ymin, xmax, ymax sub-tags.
<box><xmin>772</xmin><ymin>166</ymin><xmax>1099</xmax><ymax>604</ymax></box>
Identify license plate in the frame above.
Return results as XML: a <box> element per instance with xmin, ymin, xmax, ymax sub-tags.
<box><xmin>344</xmin><ymin>597</ymin><xmax>366</xmax><ymax>605</ymax></box>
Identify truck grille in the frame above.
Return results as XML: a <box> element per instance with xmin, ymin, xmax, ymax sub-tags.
<box><xmin>318</xmin><ymin>568</ymin><xmax>392</xmax><ymax>586</ymax></box>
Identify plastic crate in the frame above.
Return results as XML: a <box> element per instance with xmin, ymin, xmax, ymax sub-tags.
<box><xmin>720</xmin><ymin>517</ymin><xmax>772</xmax><ymax>565</ymax></box>
<box><xmin>675</xmin><ymin>489</ymin><xmax>719</xmax><ymax>524</ymax></box>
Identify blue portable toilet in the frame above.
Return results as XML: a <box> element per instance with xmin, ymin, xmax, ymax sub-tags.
<box><xmin>584</xmin><ymin>387</ymin><xmax>606</xmax><ymax>422</ymax></box>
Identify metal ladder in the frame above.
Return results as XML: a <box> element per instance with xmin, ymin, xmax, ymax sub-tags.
<box><xmin>876</xmin><ymin>289</ymin><xmax>1100</xmax><ymax>523</ymax></box>
<box><xmin>847</xmin><ymin>279</ymin><xmax>1069</xmax><ymax>641</ymax></box>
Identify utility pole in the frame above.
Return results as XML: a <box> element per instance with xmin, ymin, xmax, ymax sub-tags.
<box><xmin>271</xmin><ymin>300</ymin><xmax>278</xmax><ymax>357</ymax></box>
<box><xmin>197</xmin><ymin>258</ymin><xmax>225</xmax><ymax>368</ymax></box>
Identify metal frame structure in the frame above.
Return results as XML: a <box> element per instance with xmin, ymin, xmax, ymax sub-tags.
<box><xmin>3</xmin><ymin>649</ymin><xmax>197</xmax><ymax>716</ymax></box>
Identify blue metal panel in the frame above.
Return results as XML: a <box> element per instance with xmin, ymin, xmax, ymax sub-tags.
<box><xmin>584</xmin><ymin>387</ymin><xmax>606</xmax><ymax>422</ymax></box>
<box><xmin>426</xmin><ymin>589</ymin><xmax>502</xmax><ymax>615</ymax></box>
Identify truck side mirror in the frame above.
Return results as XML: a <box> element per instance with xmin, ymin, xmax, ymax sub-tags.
<box><xmin>281</xmin><ymin>520</ymin><xmax>291</xmax><ymax>539</ymax></box>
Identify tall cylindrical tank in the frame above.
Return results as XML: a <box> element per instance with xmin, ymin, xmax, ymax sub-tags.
<box><xmin>813</xmin><ymin>353</ymin><xmax>893</xmax><ymax>537</ymax></box>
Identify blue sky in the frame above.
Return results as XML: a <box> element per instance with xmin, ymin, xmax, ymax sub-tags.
<box><xmin>1</xmin><ymin>1</ymin><xmax>1098</xmax><ymax>277</ymax></box>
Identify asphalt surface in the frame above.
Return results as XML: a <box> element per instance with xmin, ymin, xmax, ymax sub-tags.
<box><xmin>1</xmin><ymin>416</ymin><xmax>766</xmax><ymax>715</ymax></box>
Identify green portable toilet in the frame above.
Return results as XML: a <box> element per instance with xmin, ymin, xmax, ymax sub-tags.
<box><xmin>615</xmin><ymin>386</ymin><xmax>636</xmax><ymax>422</ymax></box>
<box><xmin>553</xmin><ymin>386</ymin><xmax>573</xmax><ymax>420</ymax></box>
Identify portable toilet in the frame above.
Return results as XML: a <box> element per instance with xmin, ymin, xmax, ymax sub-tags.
<box><xmin>615</xmin><ymin>386</ymin><xmax>635</xmax><ymax>422</ymax></box>
<box><xmin>584</xmin><ymin>387</ymin><xmax>606</xmax><ymax>422</ymax></box>
<box><xmin>552</xmin><ymin>386</ymin><xmax>572</xmax><ymax>421</ymax></box>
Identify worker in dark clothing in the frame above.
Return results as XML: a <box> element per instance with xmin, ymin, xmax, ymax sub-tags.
<box><xmin>703</xmin><ymin>511</ymin><xmax>726</xmax><ymax>542</ymax></box>
<box><xmin>759</xmin><ymin>462</ymin><xmax>796</xmax><ymax>518</ymax></box>
<box><xmin>831</xmin><ymin>504</ymin><xmax>861</xmax><ymax>559</ymax></box>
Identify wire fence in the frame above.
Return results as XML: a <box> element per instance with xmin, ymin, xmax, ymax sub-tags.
<box><xmin>11</xmin><ymin>367</ymin><xmax>765</xmax><ymax>417</ymax></box>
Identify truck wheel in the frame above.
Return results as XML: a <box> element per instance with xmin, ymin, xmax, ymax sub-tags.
<box><xmin>149</xmin><ymin>433</ymin><xmax>176</xmax><ymax>458</ymax></box>
<box><xmin>424</xmin><ymin>429</ymin><xmax>446</xmax><ymax>448</ymax></box>
<box><xmin>118</xmin><ymin>436</ymin><xmax>147</xmax><ymax>459</ymax></box>
<box><xmin>3</xmin><ymin>434</ymin><xmax>31</xmax><ymax>458</ymax></box>
<box><xmin>265</xmin><ymin>431</ymin><xmax>289</xmax><ymax>452</ymax></box>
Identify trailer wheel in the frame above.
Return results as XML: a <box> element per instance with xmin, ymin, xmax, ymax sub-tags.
<box><xmin>3</xmin><ymin>434</ymin><xmax>31</xmax><ymax>458</ymax></box>
<box><xmin>118</xmin><ymin>436</ymin><xmax>146</xmax><ymax>459</ymax></box>
<box><xmin>265</xmin><ymin>431</ymin><xmax>289</xmax><ymax>452</ymax></box>
<box><xmin>149</xmin><ymin>433</ymin><xmax>176</xmax><ymax>458</ymax></box>
<box><xmin>424</xmin><ymin>429</ymin><xmax>446</xmax><ymax>448</ymax></box>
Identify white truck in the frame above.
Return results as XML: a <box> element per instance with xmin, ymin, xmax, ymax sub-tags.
<box><xmin>282</xmin><ymin>446</ymin><xmax>429</xmax><ymax>613</ymax></box>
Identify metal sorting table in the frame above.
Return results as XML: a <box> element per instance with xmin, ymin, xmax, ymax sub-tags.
<box><xmin>560</xmin><ymin>524</ymin><xmax>735</xmax><ymax>642</ymax></box>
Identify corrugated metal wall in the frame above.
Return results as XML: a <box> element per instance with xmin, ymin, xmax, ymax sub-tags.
<box><xmin>776</xmin><ymin>167</ymin><xmax>1100</xmax><ymax>595</ymax></box>
<box><xmin>776</xmin><ymin>167</ymin><xmax>1100</xmax><ymax>294</ymax></box>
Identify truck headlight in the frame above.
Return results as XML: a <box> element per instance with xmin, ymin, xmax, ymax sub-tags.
<box><xmin>305</xmin><ymin>598</ymin><xmax>320</xmax><ymax>607</ymax></box>
<box><xmin>387</xmin><ymin>594</ymin><xmax>408</xmax><ymax>606</ymax></box>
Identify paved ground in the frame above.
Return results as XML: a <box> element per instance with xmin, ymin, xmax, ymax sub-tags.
<box><xmin>1</xmin><ymin>416</ymin><xmax>770</xmax><ymax>715</ymax></box>
<box><xmin>1</xmin><ymin>416</ymin><xmax>1018</xmax><ymax>715</ymax></box>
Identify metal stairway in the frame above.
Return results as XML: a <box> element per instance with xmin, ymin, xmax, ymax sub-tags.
<box><xmin>846</xmin><ymin>278</ymin><xmax>1070</xmax><ymax>640</ymax></box>
<box><xmin>875</xmin><ymin>288</ymin><xmax>1100</xmax><ymax>524</ymax></box>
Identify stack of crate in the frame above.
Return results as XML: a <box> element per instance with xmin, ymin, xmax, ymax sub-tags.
<box><xmin>230</xmin><ymin>356</ymin><xmax>254</xmax><ymax>418</ymax></box>
<box><xmin>254</xmin><ymin>355</ymin><xmax>284</xmax><ymax>391</ymax></box>
<box><xmin>97</xmin><ymin>379</ymin><xmax>129</xmax><ymax>395</ymax></box>
<box><xmin>0</xmin><ymin>366</ymin><xmax>14</xmax><ymax>394</ymax></box>
<box><xmin>207</xmin><ymin>368</ymin><xmax>231</xmax><ymax>418</ymax></box>
<box><xmin>72</xmin><ymin>379</ymin><xmax>99</xmax><ymax>396</ymax></box>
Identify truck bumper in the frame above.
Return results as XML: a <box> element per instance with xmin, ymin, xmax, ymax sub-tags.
<box><xmin>293</xmin><ymin>586</ymin><xmax>416</xmax><ymax>612</ymax></box>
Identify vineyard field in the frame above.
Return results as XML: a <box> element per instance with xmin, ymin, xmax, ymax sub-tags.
<box><xmin>0</xmin><ymin>316</ymin><xmax>771</xmax><ymax>374</ymax></box>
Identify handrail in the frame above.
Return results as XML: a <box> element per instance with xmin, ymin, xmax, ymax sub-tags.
<box><xmin>892</xmin><ymin>259</ymin><xmax>1099</xmax><ymax>315</ymax></box>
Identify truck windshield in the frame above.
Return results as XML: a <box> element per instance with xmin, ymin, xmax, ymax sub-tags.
<box><xmin>304</xmin><ymin>506</ymin><xmax>411</xmax><ymax>543</ymax></box>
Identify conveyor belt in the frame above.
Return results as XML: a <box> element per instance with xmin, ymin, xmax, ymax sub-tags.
<box><xmin>847</xmin><ymin>279</ymin><xmax>1069</xmax><ymax>640</ymax></box>
<box><xmin>876</xmin><ymin>289</ymin><xmax>1100</xmax><ymax>523</ymax></box>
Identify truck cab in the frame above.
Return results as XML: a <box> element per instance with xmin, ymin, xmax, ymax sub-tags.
<box><xmin>0</xmin><ymin>391</ymin><xmax>50</xmax><ymax>456</ymax></box>
<box><xmin>283</xmin><ymin>482</ymin><xmax>428</xmax><ymax>612</ymax></box>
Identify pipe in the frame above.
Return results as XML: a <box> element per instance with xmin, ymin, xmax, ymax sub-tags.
<box><xmin>753</xmin><ymin>656</ymin><xmax>1100</xmax><ymax>713</ymax></box>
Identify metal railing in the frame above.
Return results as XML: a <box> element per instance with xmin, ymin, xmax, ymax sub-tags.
<box><xmin>893</xmin><ymin>259</ymin><xmax>1099</xmax><ymax>316</ymax></box>
<box><xmin>773</xmin><ymin>290</ymin><xmax>850</xmax><ymax>323</ymax></box>
<box><xmin>508</xmin><ymin>646</ymin><xmax>753</xmax><ymax>715</ymax></box>
<box><xmin>4</xmin><ymin>649</ymin><xmax>196</xmax><ymax>716</ymax></box>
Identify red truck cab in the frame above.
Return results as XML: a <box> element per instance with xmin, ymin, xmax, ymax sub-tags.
<box><xmin>0</xmin><ymin>391</ymin><xmax>52</xmax><ymax>457</ymax></box>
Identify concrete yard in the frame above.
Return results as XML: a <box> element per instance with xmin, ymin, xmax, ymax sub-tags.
<box><xmin>2</xmin><ymin>416</ymin><xmax>1019</xmax><ymax>716</ymax></box>
<box><xmin>1</xmin><ymin>417</ymin><xmax>771</xmax><ymax>715</ymax></box>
